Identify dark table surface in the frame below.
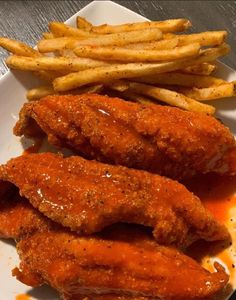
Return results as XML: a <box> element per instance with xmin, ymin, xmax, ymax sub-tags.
<box><xmin>0</xmin><ymin>1</ymin><xmax>236</xmax><ymax>299</ymax></box>
<box><xmin>0</xmin><ymin>0</ymin><xmax>236</xmax><ymax>76</ymax></box>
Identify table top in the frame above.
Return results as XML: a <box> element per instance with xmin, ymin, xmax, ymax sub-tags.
<box><xmin>0</xmin><ymin>0</ymin><xmax>236</xmax><ymax>75</ymax></box>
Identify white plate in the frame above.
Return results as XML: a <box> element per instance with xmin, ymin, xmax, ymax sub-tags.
<box><xmin>0</xmin><ymin>1</ymin><xmax>235</xmax><ymax>299</ymax></box>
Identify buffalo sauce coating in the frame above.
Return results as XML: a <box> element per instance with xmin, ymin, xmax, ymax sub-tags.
<box><xmin>15</xmin><ymin>229</ymin><xmax>229</xmax><ymax>299</ymax></box>
<box><xmin>14</xmin><ymin>94</ymin><xmax>236</xmax><ymax>180</ymax></box>
<box><xmin>0</xmin><ymin>153</ymin><xmax>229</xmax><ymax>248</ymax></box>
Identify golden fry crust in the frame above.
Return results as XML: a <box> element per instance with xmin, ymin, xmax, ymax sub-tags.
<box><xmin>14</xmin><ymin>94</ymin><xmax>235</xmax><ymax>180</ymax></box>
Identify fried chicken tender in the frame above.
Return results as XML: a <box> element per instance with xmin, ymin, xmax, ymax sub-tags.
<box><xmin>14</xmin><ymin>227</ymin><xmax>229</xmax><ymax>300</ymax></box>
<box><xmin>0</xmin><ymin>189</ymin><xmax>229</xmax><ymax>300</ymax></box>
<box><xmin>0</xmin><ymin>181</ymin><xmax>50</xmax><ymax>239</ymax></box>
<box><xmin>14</xmin><ymin>94</ymin><xmax>236</xmax><ymax>180</ymax></box>
<box><xmin>62</xmin><ymin>295</ymin><xmax>151</xmax><ymax>300</ymax></box>
<box><xmin>0</xmin><ymin>153</ymin><xmax>229</xmax><ymax>248</ymax></box>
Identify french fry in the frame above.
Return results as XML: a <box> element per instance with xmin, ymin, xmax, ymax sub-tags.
<box><xmin>74</xmin><ymin>43</ymin><xmax>200</xmax><ymax>62</ymax></box>
<box><xmin>53</xmin><ymin>45</ymin><xmax>230</xmax><ymax>92</ymax></box>
<box><xmin>124</xmin><ymin>38</ymin><xmax>179</xmax><ymax>50</ymax></box>
<box><xmin>135</xmin><ymin>72</ymin><xmax>226</xmax><ymax>88</ymax></box>
<box><xmin>37</xmin><ymin>37</ymin><xmax>79</xmax><ymax>53</ymax></box>
<box><xmin>106</xmin><ymin>80</ymin><xmax>130</xmax><ymax>92</ymax></box>
<box><xmin>32</xmin><ymin>70</ymin><xmax>62</xmax><ymax>82</ymax></box>
<box><xmin>164</xmin><ymin>31</ymin><xmax>227</xmax><ymax>47</ymax></box>
<box><xmin>49</xmin><ymin>22</ymin><xmax>95</xmax><ymax>38</ymax></box>
<box><xmin>196</xmin><ymin>44</ymin><xmax>230</xmax><ymax>63</ymax></box>
<box><xmin>27</xmin><ymin>86</ymin><xmax>55</xmax><ymax>101</ymax></box>
<box><xmin>0</xmin><ymin>37</ymin><xmax>40</xmax><ymax>57</ymax></box>
<box><xmin>178</xmin><ymin>83</ymin><xmax>235</xmax><ymax>101</ymax></box>
<box><xmin>26</xmin><ymin>84</ymin><xmax>104</xmax><ymax>101</ymax></box>
<box><xmin>90</xmin><ymin>19</ymin><xmax>191</xmax><ymax>34</ymax></box>
<box><xmin>76</xmin><ymin>16</ymin><xmax>93</xmax><ymax>31</ymax></box>
<box><xmin>58</xmin><ymin>49</ymin><xmax>78</xmax><ymax>58</ymax></box>
<box><xmin>181</xmin><ymin>63</ymin><xmax>216</xmax><ymax>75</ymax></box>
<box><xmin>42</xmin><ymin>32</ymin><xmax>54</xmax><ymax>39</ymax></box>
<box><xmin>121</xmin><ymin>90</ymin><xmax>153</xmax><ymax>104</ymax></box>
<box><xmin>127</xmin><ymin>82</ymin><xmax>215</xmax><ymax>114</ymax></box>
<box><xmin>6</xmin><ymin>55</ymin><xmax>109</xmax><ymax>72</ymax></box>
<box><xmin>71</xmin><ymin>84</ymin><xmax>104</xmax><ymax>95</ymax></box>
<box><xmin>38</xmin><ymin>28</ymin><xmax>163</xmax><ymax>53</ymax></box>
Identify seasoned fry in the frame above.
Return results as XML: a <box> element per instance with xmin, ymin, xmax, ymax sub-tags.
<box><xmin>0</xmin><ymin>37</ymin><xmax>40</xmax><ymax>57</ymax></box>
<box><xmin>106</xmin><ymin>80</ymin><xmax>130</xmax><ymax>92</ymax></box>
<box><xmin>32</xmin><ymin>70</ymin><xmax>61</xmax><ymax>82</ymax></box>
<box><xmin>179</xmin><ymin>83</ymin><xmax>236</xmax><ymax>101</ymax></box>
<box><xmin>58</xmin><ymin>49</ymin><xmax>78</xmax><ymax>58</ymax></box>
<box><xmin>164</xmin><ymin>31</ymin><xmax>227</xmax><ymax>47</ymax></box>
<box><xmin>37</xmin><ymin>37</ymin><xmax>79</xmax><ymax>53</ymax></box>
<box><xmin>42</xmin><ymin>32</ymin><xmax>54</xmax><ymax>39</ymax></box>
<box><xmin>38</xmin><ymin>28</ymin><xmax>163</xmax><ymax>53</ymax></box>
<box><xmin>26</xmin><ymin>83</ymin><xmax>104</xmax><ymax>101</ymax></box>
<box><xmin>135</xmin><ymin>72</ymin><xmax>226</xmax><ymax>88</ymax></box>
<box><xmin>178</xmin><ymin>31</ymin><xmax>227</xmax><ymax>47</ymax></box>
<box><xmin>127</xmin><ymin>82</ymin><xmax>215</xmax><ymax>114</ymax></box>
<box><xmin>74</xmin><ymin>43</ymin><xmax>200</xmax><ymax>62</ymax></box>
<box><xmin>182</xmin><ymin>63</ymin><xmax>216</xmax><ymax>75</ymax></box>
<box><xmin>196</xmin><ymin>44</ymin><xmax>230</xmax><ymax>63</ymax></box>
<box><xmin>90</xmin><ymin>19</ymin><xmax>191</xmax><ymax>34</ymax></box>
<box><xmin>49</xmin><ymin>22</ymin><xmax>95</xmax><ymax>38</ymax></box>
<box><xmin>124</xmin><ymin>38</ymin><xmax>179</xmax><ymax>50</ymax></box>
<box><xmin>73</xmin><ymin>27</ymin><xmax>163</xmax><ymax>46</ymax></box>
<box><xmin>53</xmin><ymin>45</ymin><xmax>230</xmax><ymax>92</ymax></box>
<box><xmin>6</xmin><ymin>55</ymin><xmax>109</xmax><ymax>72</ymax></box>
<box><xmin>71</xmin><ymin>84</ymin><xmax>104</xmax><ymax>95</ymax></box>
<box><xmin>76</xmin><ymin>16</ymin><xmax>93</xmax><ymax>31</ymax></box>
<box><xmin>27</xmin><ymin>86</ymin><xmax>55</xmax><ymax>101</ymax></box>
<box><xmin>121</xmin><ymin>90</ymin><xmax>153</xmax><ymax>104</ymax></box>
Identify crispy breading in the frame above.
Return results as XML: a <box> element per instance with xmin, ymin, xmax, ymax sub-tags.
<box><xmin>14</xmin><ymin>94</ymin><xmax>236</xmax><ymax>180</ymax></box>
<box><xmin>0</xmin><ymin>181</ymin><xmax>50</xmax><ymax>239</ymax></box>
<box><xmin>14</xmin><ymin>227</ymin><xmax>228</xmax><ymax>300</ymax></box>
<box><xmin>0</xmin><ymin>153</ymin><xmax>229</xmax><ymax>248</ymax></box>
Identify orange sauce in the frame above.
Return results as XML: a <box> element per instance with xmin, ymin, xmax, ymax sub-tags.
<box><xmin>23</xmin><ymin>140</ymin><xmax>42</xmax><ymax>155</ymax></box>
<box><xmin>185</xmin><ymin>174</ymin><xmax>236</xmax><ymax>222</ymax></box>
<box><xmin>185</xmin><ymin>173</ymin><xmax>236</xmax><ymax>284</ymax></box>
<box><xmin>15</xmin><ymin>294</ymin><xmax>30</xmax><ymax>300</ymax></box>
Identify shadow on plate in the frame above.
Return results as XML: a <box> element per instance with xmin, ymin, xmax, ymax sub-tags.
<box><xmin>19</xmin><ymin>136</ymin><xmax>74</xmax><ymax>157</ymax></box>
<box><xmin>11</xmin><ymin>69</ymin><xmax>43</xmax><ymax>90</ymax></box>
<box><xmin>0</xmin><ymin>238</ymin><xmax>16</xmax><ymax>247</ymax></box>
<box><xmin>27</xmin><ymin>285</ymin><xmax>59</xmax><ymax>300</ymax></box>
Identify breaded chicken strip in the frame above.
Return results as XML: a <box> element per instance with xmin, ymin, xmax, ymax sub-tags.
<box><xmin>14</xmin><ymin>94</ymin><xmax>236</xmax><ymax>180</ymax></box>
<box><xmin>0</xmin><ymin>153</ymin><xmax>229</xmax><ymax>248</ymax></box>
<box><xmin>0</xmin><ymin>191</ymin><xmax>229</xmax><ymax>300</ymax></box>
<box><xmin>0</xmin><ymin>181</ymin><xmax>50</xmax><ymax>239</ymax></box>
<box><xmin>14</xmin><ymin>228</ymin><xmax>228</xmax><ymax>300</ymax></box>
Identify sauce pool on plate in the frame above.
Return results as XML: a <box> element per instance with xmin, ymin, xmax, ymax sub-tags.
<box><xmin>186</xmin><ymin>173</ymin><xmax>236</xmax><ymax>288</ymax></box>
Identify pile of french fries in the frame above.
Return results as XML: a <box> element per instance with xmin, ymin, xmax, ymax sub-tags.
<box><xmin>1</xmin><ymin>16</ymin><xmax>235</xmax><ymax>115</ymax></box>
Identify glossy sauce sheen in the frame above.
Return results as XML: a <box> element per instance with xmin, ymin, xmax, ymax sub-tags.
<box><xmin>186</xmin><ymin>174</ymin><xmax>236</xmax><ymax>286</ymax></box>
<box><xmin>14</xmin><ymin>94</ymin><xmax>236</xmax><ymax>180</ymax></box>
<box><xmin>0</xmin><ymin>153</ymin><xmax>229</xmax><ymax>249</ymax></box>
